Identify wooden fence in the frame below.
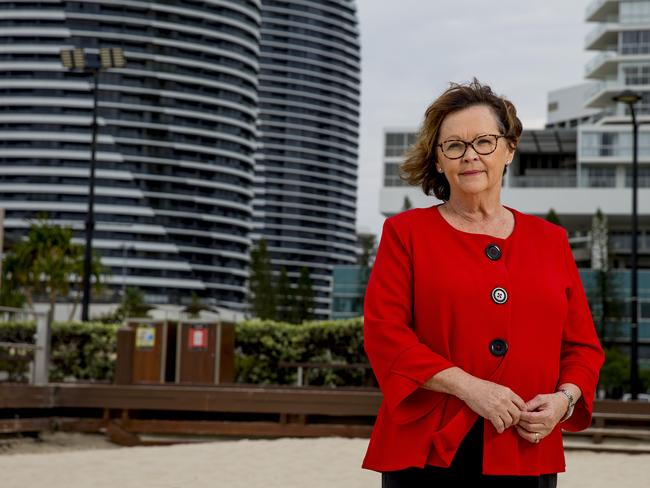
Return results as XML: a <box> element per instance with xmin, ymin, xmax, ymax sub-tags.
<box><xmin>1</xmin><ymin>383</ymin><xmax>649</xmax><ymax>451</ymax></box>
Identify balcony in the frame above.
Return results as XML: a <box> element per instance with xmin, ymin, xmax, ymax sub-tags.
<box><xmin>584</xmin><ymin>51</ymin><xmax>618</xmax><ymax>79</ymax></box>
<box><xmin>586</xmin><ymin>0</ymin><xmax>620</xmax><ymax>23</ymax></box>
<box><xmin>585</xmin><ymin>23</ymin><xmax>619</xmax><ymax>50</ymax></box>
<box><xmin>509</xmin><ymin>174</ymin><xmax>577</xmax><ymax>188</ymax></box>
<box><xmin>586</xmin><ymin>51</ymin><xmax>650</xmax><ymax>80</ymax></box>
<box><xmin>582</xmin><ymin>80</ymin><xmax>650</xmax><ymax>109</ymax></box>
<box><xmin>583</xmin><ymin>80</ymin><xmax>626</xmax><ymax>108</ymax></box>
<box><xmin>580</xmin><ymin>138</ymin><xmax>650</xmax><ymax>161</ymax></box>
<box><xmin>610</xmin><ymin>233</ymin><xmax>650</xmax><ymax>253</ymax></box>
<box><xmin>627</xmin><ymin>175</ymin><xmax>650</xmax><ymax>187</ymax></box>
<box><xmin>380</xmin><ymin>186</ymin><xmax>650</xmax><ymax>220</ymax></box>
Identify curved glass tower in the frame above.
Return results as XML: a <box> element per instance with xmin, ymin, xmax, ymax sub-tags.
<box><xmin>0</xmin><ymin>1</ymin><xmax>261</xmax><ymax>311</ymax></box>
<box><xmin>254</xmin><ymin>0</ymin><xmax>361</xmax><ymax>319</ymax></box>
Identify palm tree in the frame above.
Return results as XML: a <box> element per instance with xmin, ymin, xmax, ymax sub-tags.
<box><xmin>0</xmin><ymin>241</ymin><xmax>27</xmax><ymax>308</ymax></box>
<box><xmin>3</xmin><ymin>215</ymin><xmax>107</xmax><ymax>324</ymax></box>
<box><xmin>93</xmin><ymin>286</ymin><xmax>152</xmax><ymax>322</ymax></box>
<box><xmin>183</xmin><ymin>292</ymin><xmax>208</xmax><ymax>318</ymax></box>
<box><xmin>120</xmin><ymin>287</ymin><xmax>153</xmax><ymax>318</ymax></box>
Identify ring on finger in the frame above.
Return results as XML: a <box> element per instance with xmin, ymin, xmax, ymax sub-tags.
<box><xmin>534</xmin><ymin>432</ymin><xmax>540</xmax><ymax>443</ymax></box>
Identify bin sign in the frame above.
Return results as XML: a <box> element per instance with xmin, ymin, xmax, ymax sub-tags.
<box><xmin>135</xmin><ymin>326</ymin><xmax>156</xmax><ymax>349</ymax></box>
<box><xmin>188</xmin><ymin>325</ymin><xmax>208</xmax><ymax>349</ymax></box>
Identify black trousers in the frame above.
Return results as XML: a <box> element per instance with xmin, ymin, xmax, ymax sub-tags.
<box><xmin>381</xmin><ymin>418</ymin><xmax>558</xmax><ymax>488</ymax></box>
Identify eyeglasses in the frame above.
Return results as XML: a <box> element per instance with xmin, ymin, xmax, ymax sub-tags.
<box><xmin>437</xmin><ymin>134</ymin><xmax>505</xmax><ymax>159</ymax></box>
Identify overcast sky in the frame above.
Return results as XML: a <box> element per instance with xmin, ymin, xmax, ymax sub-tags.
<box><xmin>354</xmin><ymin>0</ymin><xmax>593</xmax><ymax>238</ymax></box>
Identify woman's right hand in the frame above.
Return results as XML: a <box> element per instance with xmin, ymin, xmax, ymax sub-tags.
<box><xmin>459</xmin><ymin>377</ymin><xmax>527</xmax><ymax>433</ymax></box>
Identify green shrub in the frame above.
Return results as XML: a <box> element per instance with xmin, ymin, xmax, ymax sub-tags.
<box><xmin>0</xmin><ymin>321</ymin><xmax>119</xmax><ymax>383</ymax></box>
<box><xmin>49</xmin><ymin>322</ymin><xmax>120</xmax><ymax>382</ymax></box>
<box><xmin>0</xmin><ymin>317</ymin><xmax>371</xmax><ymax>387</ymax></box>
<box><xmin>234</xmin><ymin>319</ymin><xmax>303</xmax><ymax>384</ymax></box>
<box><xmin>234</xmin><ymin>317</ymin><xmax>370</xmax><ymax>386</ymax></box>
<box><xmin>6</xmin><ymin>319</ymin><xmax>650</xmax><ymax>393</ymax></box>
<box><xmin>0</xmin><ymin>321</ymin><xmax>36</xmax><ymax>381</ymax></box>
<box><xmin>600</xmin><ymin>347</ymin><xmax>629</xmax><ymax>398</ymax></box>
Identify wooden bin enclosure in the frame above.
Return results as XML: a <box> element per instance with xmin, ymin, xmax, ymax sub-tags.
<box><xmin>175</xmin><ymin>321</ymin><xmax>234</xmax><ymax>385</ymax></box>
<box><xmin>123</xmin><ymin>319</ymin><xmax>175</xmax><ymax>384</ymax></box>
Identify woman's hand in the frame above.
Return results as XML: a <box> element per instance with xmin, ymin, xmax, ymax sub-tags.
<box><xmin>515</xmin><ymin>393</ymin><xmax>568</xmax><ymax>443</ymax></box>
<box><xmin>459</xmin><ymin>378</ymin><xmax>527</xmax><ymax>434</ymax></box>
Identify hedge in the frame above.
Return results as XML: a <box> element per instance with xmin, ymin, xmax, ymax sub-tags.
<box><xmin>234</xmin><ymin>317</ymin><xmax>370</xmax><ymax>386</ymax></box>
<box><xmin>0</xmin><ymin>321</ymin><xmax>120</xmax><ymax>383</ymax></box>
<box><xmin>2</xmin><ymin>319</ymin><xmax>648</xmax><ymax>394</ymax></box>
<box><xmin>0</xmin><ymin>317</ymin><xmax>371</xmax><ymax>387</ymax></box>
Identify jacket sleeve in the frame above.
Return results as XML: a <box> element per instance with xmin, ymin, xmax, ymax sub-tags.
<box><xmin>556</xmin><ymin>231</ymin><xmax>605</xmax><ymax>432</ymax></box>
<box><xmin>364</xmin><ymin>217</ymin><xmax>455</xmax><ymax>424</ymax></box>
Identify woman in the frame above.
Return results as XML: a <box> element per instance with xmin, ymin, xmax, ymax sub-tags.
<box><xmin>362</xmin><ymin>79</ymin><xmax>605</xmax><ymax>487</ymax></box>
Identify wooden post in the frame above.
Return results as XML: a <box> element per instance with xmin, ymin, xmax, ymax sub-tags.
<box><xmin>32</xmin><ymin>312</ymin><xmax>50</xmax><ymax>385</ymax></box>
<box><xmin>593</xmin><ymin>416</ymin><xmax>605</xmax><ymax>444</ymax></box>
<box><xmin>218</xmin><ymin>322</ymin><xmax>235</xmax><ymax>383</ymax></box>
<box><xmin>115</xmin><ymin>327</ymin><xmax>134</xmax><ymax>385</ymax></box>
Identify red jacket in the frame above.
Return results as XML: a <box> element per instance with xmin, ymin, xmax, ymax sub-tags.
<box><xmin>362</xmin><ymin>204</ymin><xmax>605</xmax><ymax>476</ymax></box>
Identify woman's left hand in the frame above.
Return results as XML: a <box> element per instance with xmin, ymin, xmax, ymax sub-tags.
<box><xmin>515</xmin><ymin>393</ymin><xmax>568</xmax><ymax>444</ymax></box>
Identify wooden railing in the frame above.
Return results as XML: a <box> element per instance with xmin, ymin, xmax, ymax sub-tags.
<box><xmin>0</xmin><ymin>383</ymin><xmax>648</xmax><ymax>450</ymax></box>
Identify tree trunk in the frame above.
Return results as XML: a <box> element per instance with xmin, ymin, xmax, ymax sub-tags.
<box><xmin>68</xmin><ymin>289</ymin><xmax>82</xmax><ymax>321</ymax></box>
<box><xmin>24</xmin><ymin>288</ymin><xmax>35</xmax><ymax>312</ymax></box>
<box><xmin>48</xmin><ymin>291</ymin><xmax>57</xmax><ymax>327</ymax></box>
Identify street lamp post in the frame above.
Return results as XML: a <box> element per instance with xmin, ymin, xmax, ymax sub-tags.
<box><xmin>60</xmin><ymin>47</ymin><xmax>126</xmax><ymax>321</ymax></box>
<box><xmin>121</xmin><ymin>242</ymin><xmax>131</xmax><ymax>300</ymax></box>
<box><xmin>613</xmin><ymin>90</ymin><xmax>642</xmax><ymax>400</ymax></box>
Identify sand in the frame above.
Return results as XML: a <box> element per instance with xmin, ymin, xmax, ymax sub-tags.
<box><xmin>0</xmin><ymin>433</ymin><xmax>649</xmax><ymax>488</ymax></box>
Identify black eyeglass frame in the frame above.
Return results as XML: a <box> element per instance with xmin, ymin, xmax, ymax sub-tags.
<box><xmin>436</xmin><ymin>133</ymin><xmax>506</xmax><ymax>160</ymax></box>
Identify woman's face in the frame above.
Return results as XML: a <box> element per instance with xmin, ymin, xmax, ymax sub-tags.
<box><xmin>435</xmin><ymin>104</ymin><xmax>514</xmax><ymax>200</ymax></box>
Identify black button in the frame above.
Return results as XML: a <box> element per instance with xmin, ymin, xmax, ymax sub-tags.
<box><xmin>491</xmin><ymin>287</ymin><xmax>508</xmax><ymax>304</ymax></box>
<box><xmin>485</xmin><ymin>243</ymin><xmax>502</xmax><ymax>261</ymax></box>
<box><xmin>489</xmin><ymin>339</ymin><xmax>508</xmax><ymax>357</ymax></box>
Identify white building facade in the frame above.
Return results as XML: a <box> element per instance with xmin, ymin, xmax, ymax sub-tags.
<box><xmin>380</xmin><ymin>0</ymin><xmax>650</xmax><ymax>262</ymax></box>
<box><xmin>379</xmin><ymin>0</ymin><xmax>650</xmax><ymax>375</ymax></box>
<box><xmin>581</xmin><ymin>0</ymin><xmax>650</xmax><ymax>198</ymax></box>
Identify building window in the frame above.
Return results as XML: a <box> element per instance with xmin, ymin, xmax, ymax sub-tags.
<box><xmin>621</xmin><ymin>30</ymin><xmax>650</xmax><ymax>54</ymax></box>
<box><xmin>621</xmin><ymin>1</ymin><xmax>650</xmax><ymax>23</ymax></box>
<box><xmin>580</xmin><ymin>131</ymin><xmax>650</xmax><ymax>158</ymax></box>
<box><xmin>623</xmin><ymin>64</ymin><xmax>650</xmax><ymax>85</ymax></box>
<box><xmin>384</xmin><ymin>132</ymin><xmax>416</xmax><ymax>157</ymax></box>
<box><xmin>548</xmin><ymin>101</ymin><xmax>558</xmax><ymax>112</ymax></box>
<box><xmin>585</xmin><ymin>166</ymin><xmax>616</xmax><ymax>187</ymax></box>
<box><xmin>582</xmin><ymin>132</ymin><xmax>620</xmax><ymax>157</ymax></box>
<box><xmin>384</xmin><ymin>162</ymin><xmax>407</xmax><ymax>187</ymax></box>
<box><xmin>624</xmin><ymin>166</ymin><xmax>650</xmax><ymax>187</ymax></box>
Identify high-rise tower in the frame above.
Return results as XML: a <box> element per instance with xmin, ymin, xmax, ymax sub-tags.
<box><xmin>254</xmin><ymin>0</ymin><xmax>361</xmax><ymax>319</ymax></box>
<box><xmin>0</xmin><ymin>1</ymin><xmax>261</xmax><ymax>312</ymax></box>
<box><xmin>582</xmin><ymin>0</ymin><xmax>650</xmax><ymax>189</ymax></box>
